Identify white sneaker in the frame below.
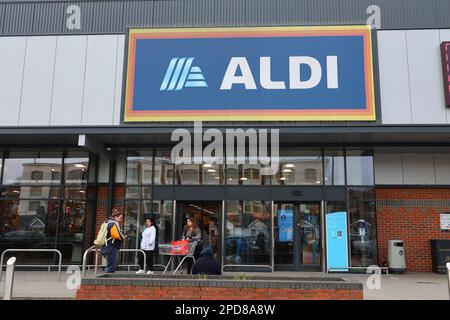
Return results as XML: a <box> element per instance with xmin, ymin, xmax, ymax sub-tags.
<box><xmin>136</xmin><ymin>269</ymin><xmax>145</xmax><ymax>275</ymax></box>
<box><xmin>146</xmin><ymin>270</ymin><xmax>154</xmax><ymax>275</ymax></box>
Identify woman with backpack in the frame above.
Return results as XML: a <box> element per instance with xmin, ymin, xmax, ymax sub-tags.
<box><xmin>136</xmin><ymin>217</ymin><xmax>157</xmax><ymax>275</ymax></box>
<box><xmin>100</xmin><ymin>209</ymin><xmax>126</xmax><ymax>273</ymax></box>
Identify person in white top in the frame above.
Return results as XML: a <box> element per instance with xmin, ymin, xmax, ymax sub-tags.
<box><xmin>136</xmin><ymin>217</ymin><xmax>157</xmax><ymax>275</ymax></box>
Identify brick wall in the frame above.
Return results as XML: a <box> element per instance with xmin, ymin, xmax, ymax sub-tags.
<box><xmin>376</xmin><ymin>188</ymin><xmax>450</xmax><ymax>272</ymax></box>
<box><xmin>76</xmin><ymin>285</ymin><xmax>363</xmax><ymax>300</ymax></box>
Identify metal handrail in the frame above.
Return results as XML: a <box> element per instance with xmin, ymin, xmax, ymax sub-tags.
<box><xmin>222</xmin><ymin>264</ymin><xmax>273</xmax><ymax>273</ymax></box>
<box><xmin>82</xmin><ymin>246</ymin><xmax>147</xmax><ymax>277</ymax></box>
<box><xmin>0</xmin><ymin>249</ymin><xmax>62</xmax><ymax>281</ymax></box>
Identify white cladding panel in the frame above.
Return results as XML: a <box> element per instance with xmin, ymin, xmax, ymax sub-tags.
<box><xmin>402</xmin><ymin>153</ymin><xmax>436</xmax><ymax>185</ymax></box>
<box><xmin>50</xmin><ymin>36</ymin><xmax>87</xmax><ymax>125</ymax></box>
<box><xmin>82</xmin><ymin>35</ymin><xmax>119</xmax><ymax>125</ymax></box>
<box><xmin>19</xmin><ymin>36</ymin><xmax>57</xmax><ymax>126</ymax></box>
<box><xmin>0</xmin><ymin>30</ymin><xmax>449</xmax><ymax>126</ymax></box>
<box><xmin>377</xmin><ymin>31</ymin><xmax>412</xmax><ymax>124</ymax></box>
<box><xmin>0</xmin><ymin>37</ymin><xmax>26</xmax><ymax>126</ymax></box>
<box><xmin>406</xmin><ymin>30</ymin><xmax>447</xmax><ymax>124</ymax></box>
<box><xmin>113</xmin><ymin>35</ymin><xmax>125</xmax><ymax>125</ymax></box>
<box><xmin>374</xmin><ymin>153</ymin><xmax>403</xmax><ymax>184</ymax></box>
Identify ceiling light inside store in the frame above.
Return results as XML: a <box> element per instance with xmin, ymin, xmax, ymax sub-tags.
<box><xmin>202</xmin><ymin>164</ymin><xmax>213</xmax><ymax>168</ymax></box>
<box><xmin>74</xmin><ymin>164</ymin><xmax>85</xmax><ymax>168</ymax></box>
<box><xmin>240</xmin><ymin>177</ymin><xmax>248</xmax><ymax>181</ymax></box>
<box><xmin>282</xmin><ymin>169</ymin><xmax>293</xmax><ymax>173</ymax></box>
<box><xmin>207</xmin><ymin>169</ymin><xmax>216</xmax><ymax>173</ymax></box>
<box><xmin>280</xmin><ymin>177</ymin><xmax>286</xmax><ymax>180</ymax></box>
<box><xmin>284</xmin><ymin>164</ymin><xmax>295</xmax><ymax>168</ymax></box>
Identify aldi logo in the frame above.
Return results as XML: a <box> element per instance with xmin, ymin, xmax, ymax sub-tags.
<box><xmin>124</xmin><ymin>26</ymin><xmax>377</xmax><ymax>122</ymax></box>
<box><xmin>160</xmin><ymin>57</ymin><xmax>208</xmax><ymax>91</ymax></box>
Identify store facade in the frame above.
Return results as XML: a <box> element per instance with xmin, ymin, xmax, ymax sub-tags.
<box><xmin>1</xmin><ymin>0</ymin><xmax>450</xmax><ymax>272</ymax></box>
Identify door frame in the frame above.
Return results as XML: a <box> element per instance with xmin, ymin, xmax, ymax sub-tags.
<box><xmin>274</xmin><ymin>201</ymin><xmax>323</xmax><ymax>272</ymax></box>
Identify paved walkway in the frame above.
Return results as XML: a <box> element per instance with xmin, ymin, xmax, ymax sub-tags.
<box><xmin>0</xmin><ymin>270</ymin><xmax>449</xmax><ymax>300</ymax></box>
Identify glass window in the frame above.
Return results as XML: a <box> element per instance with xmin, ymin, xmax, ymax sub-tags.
<box><xmin>224</xmin><ymin>201</ymin><xmax>271</xmax><ymax>267</ymax></box>
<box><xmin>154</xmin><ymin>150</ymin><xmax>174</xmax><ymax>185</ymax></box>
<box><xmin>273</xmin><ymin>150</ymin><xmax>323</xmax><ymax>185</ymax></box>
<box><xmin>0</xmin><ymin>199</ymin><xmax>59</xmax><ymax>265</ymax></box>
<box><xmin>324</xmin><ymin>150</ymin><xmax>345</xmax><ymax>185</ymax></box>
<box><xmin>3</xmin><ymin>151</ymin><xmax>62</xmax><ymax>185</ymax></box>
<box><xmin>176</xmin><ymin>164</ymin><xmax>200</xmax><ymax>185</ymax></box>
<box><xmin>348</xmin><ymin>201</ymin><xmax>377</xmax><ymax>267</ymax></box>
<box><xmin>348</xmin><ymin>187</ymin><xmax>375</xmax><ymax>202</ymax></box>
<box><xmin>126</xmin><ymin>150</ymin><xmax>153</xmax><ymax>185</ymax></box>
<box><xmin>346</xmin><ymin>150</ymin><xmax>374</xmax><ymax>186</ymax></box>
<box><xmin>201</xmin><ymin>163</ymin><xmax>223</xmax><ymax>185</ymax></box>
<box><xmin>64</xmin><ymin>152</ymin><xmax>89</xmax><ymax>184</ymax></box>
<box><xmin>59</xmin><ymin>200</ymin><xmax>86</xmax><ymax>264</ymax></box>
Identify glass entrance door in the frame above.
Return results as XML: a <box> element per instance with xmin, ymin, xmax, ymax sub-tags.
<box><xmin>274</xmin><ymin>202</ymin><xmax>322</xmax><ymax>271</ymax></box>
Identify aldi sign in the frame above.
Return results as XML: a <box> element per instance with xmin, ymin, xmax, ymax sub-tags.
<box><xmin>124</xmin><ymin>26</ymin><xmax>376</xmax><ymax>122</ymax></box>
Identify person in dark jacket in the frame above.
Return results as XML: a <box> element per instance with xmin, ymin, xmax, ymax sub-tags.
<box><xmin>192</xmin><ymin>246</ymin><xmax>221</xmax><ymax>275</ymax></box>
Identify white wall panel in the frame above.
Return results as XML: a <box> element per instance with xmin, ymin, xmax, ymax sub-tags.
<box><xmin>50</xmin><ymin>35</ymin><xmax>87</xmax><ymax>125</ymax></box>
<box><xmin>439</xmin><ymin>30</ymin><xmax>450</xmax><ymax>124</ymax></box>
<box><xmin>406</xmin><ymin>30</ymin><xmax>447</xmax><ymax>124</ymax></box>
<box><xmin>113</xmin><ymin>35</ymin><xmax>125</xmax><ymax>125</ymax></box>
<box><xmin>82</xmin><ymin>35</ymin><xmax>118</xmax><ymax>125</ymax></box>
<box><xmin>0</xmin><ymin>37</ymin><xmax>26</xmax><ymax>126</ymax></box>
<box><xmin>377</xmin><ymin>31</ymin><xmax>412</xmax><ymax>124</ymax></box>
<box><xmin>19</xmin><ymin>36</ymin><xmax>57</xmax><ymax>126</ymax></box>
<box><xmin>402</xmin><ymin>153</ymin><xmax>436</xmax><ymax>184</ymax></box>
<box><xmin>434</xmin><ymin>153</ymin><xmax>450</xmax><ymax>184</ymax></box>
<box><xmin>374</xmin><ymin>152</ymin><xmax>403</xmax><ymax>184</ymax></box>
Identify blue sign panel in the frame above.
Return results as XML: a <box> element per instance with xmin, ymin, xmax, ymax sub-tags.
<box><xmin>278</xmin><ymin>209</ymin><xmax>294</xmax><ymax>242</ymax></box>
<box><xmin>124</xmin><ymin>26</ymin><xmax>376</xmax><ymax>121</ymax></box>
<box><xmin>326</xmin><ymin>211</ymin><xmax>349</xmax><ymax>272</ymax></box>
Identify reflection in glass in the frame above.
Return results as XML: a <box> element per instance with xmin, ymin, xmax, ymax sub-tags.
<box><xmin>346</xmin><ymin>150</ymin><xmax>374</xmax><ymax>186</ymax></box>
<box><xmin>224</xmin><ymin>201</ymin><xmax>271</xmax><ymax>266</ymax></box>
<box><xmin>3</xmin><ymin>151</ymin><xmax>62</xmax><ymax>185</ymax></box>
<box><xmin>176</xmin><ymin>164</ymin><xmax>200</xmax><ymax>185</ymax></box>
<box><xmin>154</xmin><ymin>150</ymin><xmax>174</xmax><ymax>185</ymax></box>
<box><xmin>59</xmin><ymin>200</ymin><xmax>86</xmax><ymax>263</ymax></box>
<box><xmin>324</xmin><ymin>150</ymin><xmax>345</xmax><ymax>185</ymax></box>
<box><xmin>348</xmin><ymin>201</ymin><xmax>377</xmax><ymax>267</ymax></box>
<box><xmin>126</xmin><ymin>151</ymin><xmax>153</xmax><ymax>185</ymax></box>
<box><xmin>273</xmin><ymin>150</ymin><xmax>323</xmax><ymax>185</ymax></box>
<box><xmin>65</xmin><ymin>152</ymin><xmax>89</xmax><ymax>184</ymax></box>
<box><xmin>0</xmin><ymin>199</ymin><xmax>58</xmax><ymax>264</ymax></box>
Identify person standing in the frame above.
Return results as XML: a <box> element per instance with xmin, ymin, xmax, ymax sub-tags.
<box><xmin>101</xmin><ymin>209</ymin><xmax>126</xmax><ymax>274</ymax></box>
<box><xmin>136</xmin><ymin>217</ymin><xmax>157</xmax><ymax>275</ymax></box>
<box><xmin>182</xmin><ymin>217</ymin><xmax>203</xmax><ymax>274</ymax></box>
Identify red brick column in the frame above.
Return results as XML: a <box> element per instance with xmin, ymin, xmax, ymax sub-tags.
<box><xmin>376</xmin><ymin>188</ymin><xmax>450</xmax><ymax>272</ymax></box>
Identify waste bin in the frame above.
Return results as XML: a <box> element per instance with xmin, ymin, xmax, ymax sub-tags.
<box><xmin>430</xmin><ymin>240</ymin><xmax>450</xmax><ymax>274</ymax></box>
<box><xmin>388</xmin><ymin>240</ymin><xmax>406</xmax><ymax>273</ymax></box>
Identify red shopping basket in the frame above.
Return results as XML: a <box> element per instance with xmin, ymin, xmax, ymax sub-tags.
<box><xmin>170</xmin><ymin>240</ymin><xmax>189</xmax><ymax>255</ymax></box>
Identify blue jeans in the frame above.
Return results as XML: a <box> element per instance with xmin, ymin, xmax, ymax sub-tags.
<box><xmin>101</xmin><ymin>245</ymin><xmax>119</xmax><ymax>273</ymax></box>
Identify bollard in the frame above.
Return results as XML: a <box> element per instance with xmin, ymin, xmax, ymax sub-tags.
<box><xmin>3</xmin><ymin>257</ymin><xmax>16</xmax><ymax>300</ymax></box>
<box><xmin>447</xmin><ymin>262</ymin><xmax>450</xmax><ymax>300</ymax></box>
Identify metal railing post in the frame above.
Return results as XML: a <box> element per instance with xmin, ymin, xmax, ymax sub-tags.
<box><xmin>446</xmin><ymin>262</ymin><xmax>450</xmax><ymax>300</ymax></box>
<box><xmin>0</xmin><ymin>249</ymin><xmax>63</xmax><ymax>281</ymax></box>
<box><xmin>3</xmin><ymin>257</ymin><xmax>16</xmax><ymax>300</ymax></box>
